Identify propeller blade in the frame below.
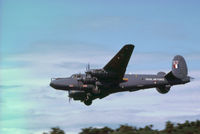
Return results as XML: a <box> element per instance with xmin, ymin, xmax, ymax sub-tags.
<box><xmin>86</xmin><ymin>63</ymin><xmax>90</xmax><ymax>70</ymax></box>
<box><xmin>88</xmin><ymin>63</ymin><xmax>90</xmax><ymax>70</ymax></box>
<box><xmin>68</xmin><ymin>91</ymin><xmax>71</xmax><ymax>103</ymax></box>
<box><xmin>69</xmin><ymin>97</ymin><xmax>71</xmax><ymax>103</ymax></box>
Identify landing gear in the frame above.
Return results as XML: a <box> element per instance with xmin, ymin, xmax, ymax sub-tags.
<box><xmin>84</xmin><ymin>99</ymin><xmax>92</xmax><ymax>106</ymax></box>
<box><xmin>84</xmin><ymin>93</ymin><xmax>93</xmax><ymax>106</ymax></box>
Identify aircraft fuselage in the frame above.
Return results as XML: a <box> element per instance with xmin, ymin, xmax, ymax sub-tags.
<box><xmin>50</xmin><ymin>73</ymin><xmax>190</xmax><ymax>102</ymax></box>
<box><xmin>50</xmin><ymin>44</ymin><xmax>191</xmax><ymax>106</ymax></box>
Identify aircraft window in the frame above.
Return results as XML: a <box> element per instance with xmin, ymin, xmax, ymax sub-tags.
<box><xmin>71</xmin><ymin>74</ymin><xmax>76</xmax><ymax>78</ymax></box>
<box><xmin>71</xmin><ymin>74</ymin><xmax>82</xmax><ymax>78</ymax></box>
<box><xmin>77</xmin><ymin>74</ymin><xmax>81</xmax><ymax>78</ymax></box>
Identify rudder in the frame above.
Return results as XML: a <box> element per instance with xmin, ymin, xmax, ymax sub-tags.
<box><xmin>165</xmin><ymin>55</ymin><xmax>188</xmax><ymax>80</ymax></box>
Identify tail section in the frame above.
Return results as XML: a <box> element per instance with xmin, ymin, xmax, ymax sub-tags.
<box><xmin>165</xmin><ymin>55</ymin><xmax>188</xmax><ymax>80</ymax></box>
<box><xmin>103</xmin><ymin>44</ymin><xmax>134</xmax><ymax>80</ymax></box>
<box><xmin>172</xmin><ymin>55</ymin><xmax>188</xmax><ymax>79</ymax></box>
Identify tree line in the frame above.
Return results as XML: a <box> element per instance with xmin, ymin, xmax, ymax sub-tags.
<box><xmin>43</xmin><ymin>120</ymin><xmax>200</xmax><ymax>134</ymax></box>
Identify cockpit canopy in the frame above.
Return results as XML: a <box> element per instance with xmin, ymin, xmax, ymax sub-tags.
<box><xmin>71</xmin><ymin>74</ymin><xmax>83</xmax><ymax>79</ymax></box>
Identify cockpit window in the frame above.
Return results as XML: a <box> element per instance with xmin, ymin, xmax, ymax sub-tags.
<box><xmin>71</xmin><ymin>74</ymin><xmax>82</xmax><ymax>79</ymax></box>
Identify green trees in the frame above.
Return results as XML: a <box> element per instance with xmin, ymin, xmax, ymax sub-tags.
<box><xmin>43</xmin><ymin>120</ymin><xmax>200</xmax><ymax>134</ymax></box>
<box><xmin>80</xmin><ymin>127</ymin><xmax>113</xmax><ymax>134</ymax></box>
<box><xmin>115</xmin><ymin>124</ymin><xmax>137</xmax><ymax>134</ymax></box>
<box><xmin>165</xmin><ymin>121</ymin><xmax>175</xmax><ymax>133</ymax></box>
<box><xmin>43</xmin><ymin>127</ymin><xmax>65</xmax><ymax>134</ymax></box>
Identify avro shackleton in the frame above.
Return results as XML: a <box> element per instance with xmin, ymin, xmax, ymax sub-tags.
<box><xmin>50</xmin><ymin>44</ymin><xmax>191</xmax><ymax>106</ymax></box>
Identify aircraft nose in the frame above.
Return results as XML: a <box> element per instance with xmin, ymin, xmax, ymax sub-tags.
<box><xmin>50</xmin><ymin>77</ymin><xmax>78</xmax><ymax>90</ymax></box>
<box><xmin>50</xmin><ymin>78</ymin><xmax>74</xmax><ymax>90</ymax></box>
<box><xmin>50</xmin><ymin>78</ymin><xmax>66</xmax><ymax>90</ymax></box>
<box><xmin>50</xmin><ymin>79</ymin><xmax>57</xmax><ymax>88</ymax></box>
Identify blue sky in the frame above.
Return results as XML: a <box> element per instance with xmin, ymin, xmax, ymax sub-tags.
<box><xmin>1</xmin><ymin>0</ymin><xmax>200</xmax><ymax>134</ymax></box>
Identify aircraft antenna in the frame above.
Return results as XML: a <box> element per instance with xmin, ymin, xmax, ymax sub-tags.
<box><xmin>86</xmin><ymin>63</ymin><xmax>90</xmax><ymax>71</ymax></box>
<box><xmin>88</xmin><ymin>63</ymin><xmax>90</xmax><ymax>70</ymax></box>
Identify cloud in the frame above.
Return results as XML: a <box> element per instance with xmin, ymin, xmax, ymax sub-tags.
<box><xmin>0</xmin><ymin>128</ymin><xmax>33</xmax><ymax>134</ymax></box>
<box><xmin>0</xmin><ymin>85</ymin><xmax>22</xmax><ymax>89</ymax></box>
<box><xmin>15</xmin><ymin>71</ymin><xmax>199</xmax><ymax>133</ymax></box>
<box><xmin>3</xmin><ymin>43</ymin><xmax>200</xmax><ymax>78</ymax></box>
<box><xmin>1</xmin><ymin>43</ymin><xmax>200</xmax><ymax>134</ymax></box>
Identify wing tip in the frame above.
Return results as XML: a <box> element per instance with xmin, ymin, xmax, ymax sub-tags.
<box><xmin>124</xmin><ymin>44</ymin><xmax>135</xmax><ymax>49</ymax></box>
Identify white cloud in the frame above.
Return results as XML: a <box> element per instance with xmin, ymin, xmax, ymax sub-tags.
<box><xmin>1</xmin><ymin>44</ymin><xmax>200</xmax><ymax>133</ymax></box>
<box><xmin>12</xmin><ymin>70</ymin><xmax>198</xmax><ymax>133</ymax></box>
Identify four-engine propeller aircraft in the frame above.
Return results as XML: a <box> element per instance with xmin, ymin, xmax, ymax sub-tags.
<box><xmin>50</xmin><ymin>44</ymin><xmax>191</xmax><ymax>106</ymax></box>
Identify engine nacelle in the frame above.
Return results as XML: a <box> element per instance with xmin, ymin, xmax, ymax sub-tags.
<box><xmin>81</xmin><ymin>84</ymin><xmax>100</xmax><ymax>95</ymax></box>
<box><xmin>80</xmin><ymin>78</ymin><xmax>96</xmax><ymax>84</ymax></box>
<box><xmin>156</xmin><ymin>85</ymin><xmax>171</xmax><ymax>94</ymax></box>
<box><xmin>92</xmin><ymin>86</ymin><xmax>100</xmax><ymax>94</ymax></box>
<box><xmin>69</xmin><ymin>90</ymin><xmax>86</xmax><ymax>100</ymax></box>
<box><xmin>86</xmin><ymin>69</ymin><xmax>117</xmax><ymax>79</ymax></box>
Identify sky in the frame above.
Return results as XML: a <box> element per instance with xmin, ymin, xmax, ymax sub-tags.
<box><xmin>0</xmin><ymin>0</ymin><xmax>200</xmax><ymax>134</ymax></box>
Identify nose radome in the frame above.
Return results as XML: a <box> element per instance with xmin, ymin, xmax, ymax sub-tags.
<box><xmin>50</xmin><ymin>80</ymin><xmax>55</xmax><ymax>88</ymax></box>
<box><xmin>49</xmin><ymin>78</ymin><xmax>70</xmax><ymax>90</ymax></box>
<box><xmin>50</xmin><ymin>77</ymin><xmax>79</xmax><ymax>90</ymax></box>
<box><xmin>50</xmin><ymin>79</ymin><xmax>61</xmax><ymax>89</ymax></box>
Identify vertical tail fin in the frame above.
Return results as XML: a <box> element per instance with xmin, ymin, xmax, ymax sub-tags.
<box><xmin>165</xmin><ymin>55</ymin><xmax>188</xmax><ymax>80</ymax></box>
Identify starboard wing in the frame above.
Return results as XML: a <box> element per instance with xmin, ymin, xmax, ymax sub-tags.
<box><xmin>103</xmin><ymin>44</ymin><xmax>134</xmax><ymax>80</ymax></box>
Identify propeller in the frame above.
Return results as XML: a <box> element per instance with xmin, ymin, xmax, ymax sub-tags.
<box><xmin>86</xmin><ymin>63</ymin><xmax>90</xmax><ymax>71</ymax></box>
<box><xmin>69</xmin><ymin>97</ymin><xmax>72</xmax><ymax>103</ymax></box>
<box><xmin>68</xmin><ymin>91</ymin><xmax>72</xmax><ymax>103</ymax></box>
<box><xmin>86</xmin><ymin>63</ymin><xmax>90</xmax><ymax>78</ymax></box>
